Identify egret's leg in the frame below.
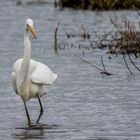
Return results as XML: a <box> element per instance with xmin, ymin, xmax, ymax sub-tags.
<box><xmin>23</xmin><ymin>101</ymin><xmax>32</xmax><ymax>127</ymax></box>
<box><xmin>36</xmin><ymin>95</ymin><xmax>44</xmax><ymax>124</ymax></box>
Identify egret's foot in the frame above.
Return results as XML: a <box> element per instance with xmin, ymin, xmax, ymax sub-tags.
<box><xmin>15</xmin><ymin>124</ymin><xmax>58</xmax><ymax>130</ymax></box>
<box><xmin>27</xmin><ymin>123</ymin><xmax>46</xmax><ymax>130</ymax></box>
<box><xmin>28</xmin><ymin>121</ymin><xmax>36</xmax><ymax>128</ymax></box>
<box><xmin>15</xmin><ymin>123</ymin><xmax>37</xmax><ymax>130</ymax></box>
<box><xmin>28</xmin><ymin>121</ymin><xmax>32</xmax><ymax>127</ymax></box>
<box><xmin>27</xmin><ymin>124</ymin><xmax>37</xmax><ymax>130</ymax></box>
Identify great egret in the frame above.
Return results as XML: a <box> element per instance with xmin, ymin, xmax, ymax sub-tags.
<box><xmin>11</xmin><ymin>19</ymin><xmax>57</xmax><ymax>127</ymax></box>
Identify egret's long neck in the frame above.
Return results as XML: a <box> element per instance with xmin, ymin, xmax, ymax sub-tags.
<box><xmin>20</xmin><ymin>29</ymin><xmax>31</xmax><ymax>86</ymax></box>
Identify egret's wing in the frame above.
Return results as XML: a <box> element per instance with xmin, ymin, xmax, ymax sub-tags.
<box><xmin>12</xmin><ymin>59</ymin><xmax>22</xmax><ymax>73</ymax></box>
<box><xmin>31</xmin><ymin>62</ymin><xmax>57</xmax><ymax>85</ymax></box>
<box><xmin>11</xmin><ymin>72</ymin><xmax>18</xmax><ymax>94</ymax></box>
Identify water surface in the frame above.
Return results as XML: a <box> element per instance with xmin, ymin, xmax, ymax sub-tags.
<box><xmin>0</xmin><ymin>0</ymin><xmax>140</xmax><ymax>139</ymax></box>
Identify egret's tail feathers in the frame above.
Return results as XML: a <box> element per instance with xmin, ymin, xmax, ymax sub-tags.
<box><xmin>52</xmin><ymin>73</ymin><xmax>57</xmax><ymax>82</ymax></box>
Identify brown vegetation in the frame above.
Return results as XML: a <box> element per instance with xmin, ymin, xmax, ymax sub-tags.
<box><xmin>108</xmin><ymin>17</ymin><xmax>140</xmax><ymax>54</ymax></box>
<box><xmin>57</xmin><ymin>0</ymin><xmax>140</xmax><ymax>10</ymax></box>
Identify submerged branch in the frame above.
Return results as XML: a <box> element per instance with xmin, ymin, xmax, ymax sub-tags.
<box><xmin>127</xmin><ymin>53</ymin><xmax>140</xmax><ymax>72</ymax></box>
<box><xmin>54</xmin><ymin>23</ymin><xmax>60</xmax><ymax>54</ymax></box>
<box><xmin>75</xmin><ymin>54</ymin><xmax>113</xmax><ymax>75</ymax></box>
<box><xmin>122</xmin><ymin>53</ymin><xmax>133</xmax><ymax>75</ymax></box>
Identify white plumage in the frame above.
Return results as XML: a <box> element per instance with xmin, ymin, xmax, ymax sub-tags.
<box><xmin>11</xmin><ymin>18</ymin><xmax>57</xmax><ymax>127</ymax></box>
<box><xmin>12</xmin><ymin>59</ymin><xmax>57</xmax><ymax>100</ymax></box>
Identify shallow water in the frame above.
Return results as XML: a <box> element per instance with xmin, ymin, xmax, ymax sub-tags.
<box><xmin>0</xmin><ymin>0</ymin><xmax>140</xmax><ymax>139</ymax></box>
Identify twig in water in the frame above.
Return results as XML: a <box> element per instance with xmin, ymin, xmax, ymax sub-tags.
<box><xmin>122</xmin><ymin>53</ymin><xmax>133</xmax><ymax>75</ymax></box>
<box><xmin>54</xmin><ymin>22</ymin><xmax>60</xmax><ymax>54</ymax></box>
<box><xmin>127</xmin><ymin>53</ymin><xmax>140</xmax><ymax>72</ymax></box>
<box><xmin>97</xmin><ymin>30</ymin><xmax>113</xmax><ymax>49</ymax></box>
<box><xmin>74</xmin><ymin>54</ymin><xmax>113</xmax><ymax>75</ymax></box>
<box><xmin>100</xmin><ymin>56</ymin><xmax>113</xmax><ymax>75</ymax></box>
<box><xmin>101</xmin><ymin>56</ymin><xmax>106</xmax><ymax>72</ymax></box>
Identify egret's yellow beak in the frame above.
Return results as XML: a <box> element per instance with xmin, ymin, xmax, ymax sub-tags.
<box><xmin>28</xmin><ymin>25</ymin><xmax>37</xmax><ymax>39</ymax></box>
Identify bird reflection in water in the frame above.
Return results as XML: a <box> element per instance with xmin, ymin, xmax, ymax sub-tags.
<box><xmin>12</xmin><ymin>124</ymin><xmax>58</xmax><ymax>139</ymax></box>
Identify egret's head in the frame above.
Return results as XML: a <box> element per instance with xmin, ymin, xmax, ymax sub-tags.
<box><xmin>25</xmin><ymin>18</ymin><xmax>37</xmax><ymax>39</ymax></box>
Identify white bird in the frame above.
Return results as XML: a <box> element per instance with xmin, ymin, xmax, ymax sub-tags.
<box><xmin>11</xmin><ymin>19</ymin><xmax>57</xmax><ymax>127</ymax></box>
